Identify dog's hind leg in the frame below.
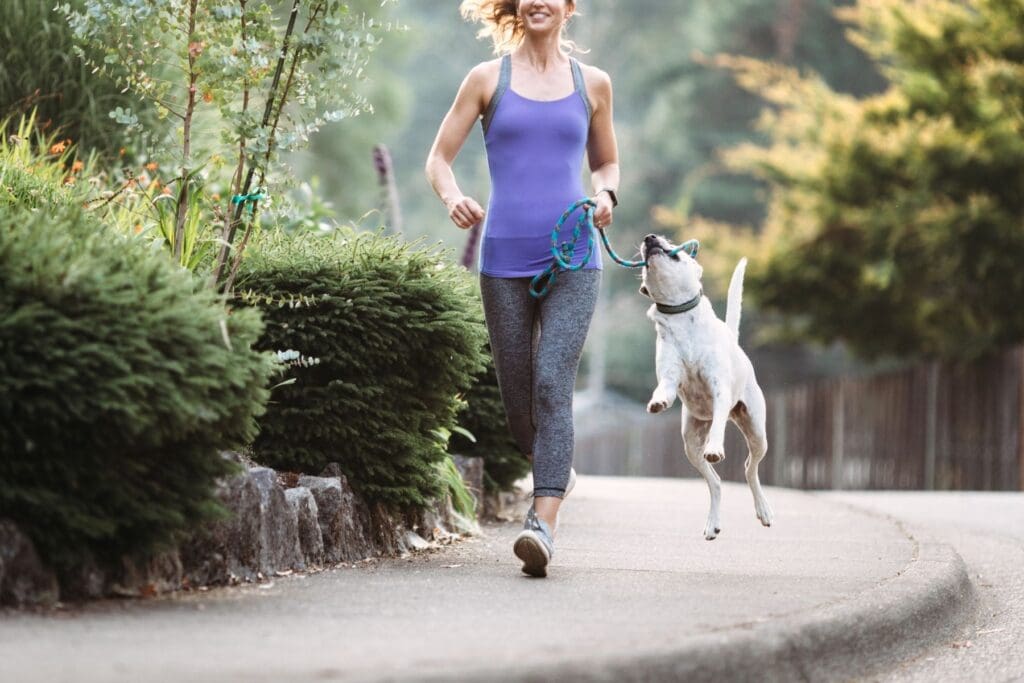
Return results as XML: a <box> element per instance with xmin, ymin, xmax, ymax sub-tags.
<box><xmin>732</xmin><ymin>384</ymin><xmax>773</xmax><ymax>528</ymax></box>
<box><xmin>683</xmin><ymin>415</ymin><xmax>722</xmax><ymax>540</ymax></box>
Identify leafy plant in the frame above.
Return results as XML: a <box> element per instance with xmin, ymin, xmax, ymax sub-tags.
<box><xmin>233</xmin><ymin>228</ymin><xmax>489</xmax><ymax>507</ymax></box>
<box><xmin>60</xmin><ymin>0</ymin><xmax>396</xmax><ymax>288</ymax></box>
<box><xmin>0</xmin><ymin>195</ymin><xmax>275</xmax><ymax>570</ymax></box>
<box><xmin>0</xmin><ymin>0</ymin><xmax>157</xmax><ymax>158</ymax></box>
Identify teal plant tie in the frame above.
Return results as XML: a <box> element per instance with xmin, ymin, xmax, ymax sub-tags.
<box><xmin>231</xmin><ymin>189</ymin><xmax>267</xmax><ymax>214</ymax></box>
<box><xmin>529</xmin><ymin>197</ymin><xmax>700</xmax><ymax>299</ymax></box>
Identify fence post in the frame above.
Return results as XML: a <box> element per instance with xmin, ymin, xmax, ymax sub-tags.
<box><xmin>772</xmin><ymin>393</ymin><xmax>787</xmax><ymax>487</ymax></box>
<box><xmin>831</xmin><ymin>379</ymin><xmax>845</xmax><ymax>490</ymax></box>
<box><xmin>1019</xmin><ymin>347</ymin><xmax>1024</xmax><ymax>492</ymax></box>
<box><xmin>924</xmin><ymin>361</ymin><xmax>939</xmax><ymax>491</ymax></box>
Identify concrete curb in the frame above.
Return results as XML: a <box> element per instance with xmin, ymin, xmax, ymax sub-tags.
<box><xmin>428</xmin><ymin>503</ymin><xmax>977</xmax><ymax>682</ymax></box>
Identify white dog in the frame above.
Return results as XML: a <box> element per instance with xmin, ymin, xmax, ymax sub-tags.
<box><xmin>639</xmin><ymin>234</ymin><xmax>773</xmax><ymax>540</ymax></box>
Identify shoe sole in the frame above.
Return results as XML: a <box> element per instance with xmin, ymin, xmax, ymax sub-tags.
<box><xmin>513</xmin><ymin>531</ymin><xmax>550</xmax><ymax>578</ymax></box>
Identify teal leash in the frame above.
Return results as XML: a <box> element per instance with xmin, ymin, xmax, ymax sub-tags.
<box><xmin>528</xmin><ymin>197</ymin><xmax>700</xmax><ymax>299</ymax></box>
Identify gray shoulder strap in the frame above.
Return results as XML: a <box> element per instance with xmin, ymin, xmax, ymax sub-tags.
<box><xmin>570</xmin><ymin>58</ymin><xmax>593</xmax><ymax>122</ymax></box>
<box><xmin>481</xmin><ymin>54</ymin><xmax>512</xmax><ymax>135</ymax></box>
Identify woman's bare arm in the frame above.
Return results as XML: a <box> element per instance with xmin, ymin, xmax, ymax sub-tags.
<box><xmin>425</xmin><ymin>62</ymin><xmax>496</xmax><ymax>229</ymax></box>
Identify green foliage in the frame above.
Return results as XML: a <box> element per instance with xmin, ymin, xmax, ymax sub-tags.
<box><xmin>234</xmin><ymin>228</ymin><xmax>488</xmax><ymax>507</ymax></box>
<box><xmin>0</xmin><ymin>0</ymin><xmax>156</xmax><ymax>158</ymax></box>
<box><xmin>718</xmin><ymin>0</ymin><xmax>1024</xmax><ymax>360</ymax></box>
<box><xmin>0</xmin><ymin>112</ymin><xmax>97</xmax><ymax>208</ymax></box>
<box><xmin>0</xmin><ymin>193</ymin><xmax>276</xmax><ymax>569</ymax></box>
<box><xmin>60</xmin><ymin>0</ymin><xmax>397</xmax><ymax>287</ymax></box>
<box><xmin>450</xmin><ymin>356</ymin><xmax>530</xmax><ymax>493</ymax></box>
<box><xmin>435</xmin><ymin>454</ymin><xmax>477</xmax><ymax>520</ymax></box>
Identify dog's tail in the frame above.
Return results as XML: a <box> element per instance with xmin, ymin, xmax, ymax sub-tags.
<box><xmin>725</xmin><ymin>257</ymin><xmax>747</xmax><ymax>339</ymax></box>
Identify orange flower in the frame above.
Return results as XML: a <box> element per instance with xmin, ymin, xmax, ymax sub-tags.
<box><xmin>145</xmin><ymin>162</ymin><xmax>158</xmax><ymax>172</ymax></box>
<box><xmin>63</xmin><ymin>176</ymin><xmax>76</xmax><ymax>186</ymax></box>
<box><xmin>71</xmin><ymin>160</ymin><xmax>84</xmax><ymax>173</ymax></box>
<box><xmin>161</xmin><ymin>186</ymin><xmax>172</xmax><ymax>196</ymax></box>
<box><xmin>134</xmin><ymin>223</ymin><xmax>143</xmax><ymax>234</ymax></box>
<box><xmin>202</xmin><ymin>91</ymin><xmax>214</xmax><ymax>104</ymax></box>
<box><xmin>50</xmin><ymin>141</ymin><xmax>67</xmax><ymax>155</ymax></box>
<box><xmin>212</xmin><ymin>193</ymin><xmax>221</xmax><ymax>202</ymax></box>
<box><xmin>119</xmin><ymin>148</ymin><xmax>126</xmax><ymax>157</ymax></box>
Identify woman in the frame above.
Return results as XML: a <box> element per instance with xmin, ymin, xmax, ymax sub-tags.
<box><xmin>425</xmin><ymin>0</ymin><xmax>619</xmax><ymax>578</ymax></box>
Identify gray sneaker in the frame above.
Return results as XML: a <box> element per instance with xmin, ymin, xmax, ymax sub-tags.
<box><xmin>514</xmin><ymin>507</ymin><xmax>555</xmax><ymax>577</ymax></box>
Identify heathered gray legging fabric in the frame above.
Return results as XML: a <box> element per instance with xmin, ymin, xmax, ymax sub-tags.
<box><xmin>479</xmin><ymin>270</ymin><xmax>601</xmax><ymax>498</ymax></box>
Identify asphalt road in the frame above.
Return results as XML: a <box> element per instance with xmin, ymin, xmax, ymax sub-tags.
<box><xmin>0</xmin><ymin>476</ymin><xmax>985</xmax><ymax>682</ymax></box>
<box><xmin>828</xmin><ymin>491</ymin><xmax>1024</xmax><ymax>683</ymax></box>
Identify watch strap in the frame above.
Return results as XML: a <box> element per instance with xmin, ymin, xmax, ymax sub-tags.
<box><xmin>597</xmin><ymin>187</ymin><xmax>618</xmax><ymax>207</ymax></box>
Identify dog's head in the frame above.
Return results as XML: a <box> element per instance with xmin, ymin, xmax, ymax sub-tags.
<box><xmin>639</xmin><ymin>233</ymin><xmax>703</xmax><ymax>303</ymax></box>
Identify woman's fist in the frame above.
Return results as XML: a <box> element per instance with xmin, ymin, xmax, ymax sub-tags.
<box><xmin>446</xmin><ymin>196</ymin><xmax>485</xmax><ymax>230</ymax></box>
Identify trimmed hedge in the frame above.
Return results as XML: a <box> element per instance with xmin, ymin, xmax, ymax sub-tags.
<box><xmin>234</xmin><ymin>229</ymin><xmax>488</xmax><ymax>508</ymax></box>
<box><xmin>451</xmin><ymin>356</ymin><xmax>531</xmax><ymax>493</ymax></box>
<box><xmin>0</xmin><ymin>199</ymin><xmax>275</xmax><ymax>569</ymax></box>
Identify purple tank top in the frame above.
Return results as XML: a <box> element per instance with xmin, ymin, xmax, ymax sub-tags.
<box><xmin>478</xmin><ymin>55</ymin><xmax>602</xmax><ymax>278</ymax></box>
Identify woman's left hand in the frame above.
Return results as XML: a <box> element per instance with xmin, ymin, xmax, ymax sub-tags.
<box><xmin>591</xmin><ymin>193</ymin><xmax>614</xmax><ymax>230</ymax></box>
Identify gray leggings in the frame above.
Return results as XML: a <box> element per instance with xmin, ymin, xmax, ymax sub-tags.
<box><xmin>479</xmin><ymin>270</ymin><xmax>601</xmax><ymax>498</ymax></box>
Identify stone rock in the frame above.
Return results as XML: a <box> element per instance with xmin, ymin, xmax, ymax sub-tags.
<box><xmin>402</xmin><ymin>530</ymin><xmax>432</xmax><ymax>551</ymax></box>
<box><xmin>285</xmin><ymin>487</ymin><xmax>324</xmax><ymax>567</ymax></box>
<box><xmin>53</xmin><ymin>552</ymin><xmax>107</xmax><ymax>601</ymax></box>
<box><xmin>298</xmin><ymin>474</ymin><xmax>373</xmax><ymax>564</ymax></box>
<box><xmin>451</xmin><ymin>455</ymin><xmax>485</xmax><ymax>500</ymax></box>
<box><xmin>249</xmin><ymin>467</ymin><xmax>303</xmax><ymax>574</ymax></box>
<box><xmin>320</xmin><ymin>462</ymin><xmax>343</xmax><ymax>478</ymax></box>
<box><xmin>369</xmin><ymin>501</ymin><xmax>409</xmax><ymax>556</ymax></box>
<box><xmin>179</xmin><ymin>465</ymin><xmax>262</xmax><ymax>585</ymax></box>
<box><xmin>109</xmin><ymin>551</ymin><xmax>183</xmax><ymax>598</ymax></box>
<box><xmin>0</xmin><ymin>520</ymin><xmax>59</xmax><ymax>607</ymax></box>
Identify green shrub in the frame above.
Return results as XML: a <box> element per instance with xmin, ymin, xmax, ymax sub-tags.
<box><xmin>451</xmin><ymin>357</ymin><xmax>531</xmax><ymax>493</ymax></box>
<box><xmin>234</xmin><ymin>228</ymin><xmax>488</xmax><ymax>508</ymax></box>
<box><xmin>0</xmin><ymin>200</ymin><xmax>276</xmax><ymax>569</ymax></box>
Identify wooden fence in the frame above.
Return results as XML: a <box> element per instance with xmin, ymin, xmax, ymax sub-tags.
<box><xmin>574</xmin><ymin>346</ymin><xmax>1024</xmax><ymax>491</ymax></box>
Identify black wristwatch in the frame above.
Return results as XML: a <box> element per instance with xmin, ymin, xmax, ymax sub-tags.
<box><xmin>597</xmin><ymin>187</ymin><xmax>618</xmax><ymax>207</ymax></box>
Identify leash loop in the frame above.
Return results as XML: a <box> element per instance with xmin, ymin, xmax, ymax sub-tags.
<box><xmin>528</xmin><ymin>197</ymin><xmax>701</xmax><ymax>299</ymax></box>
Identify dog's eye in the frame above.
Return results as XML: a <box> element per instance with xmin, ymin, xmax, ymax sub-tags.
<box><xmin>669</xmin><ymin>253</ymin><xmax>680</xmax><ymax>261</ymax></box>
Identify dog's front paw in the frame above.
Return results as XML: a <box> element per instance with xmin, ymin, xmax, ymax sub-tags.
<box><xmin>704</xmin><ymin>449</ymin><xmax>725</xmax><ymax>464</ymax></box>
<box><xmin>646</xmin><ymin>398</ymin><xmax>669</xmax><ymax>414</ymax></box>
<box><xmin>703</xmin><ymin>523</ymin><xmax>721</xmax><ymax>541</ymax></box>
<box><xmin>647</xmin><ymin>391</ymin><xmax>674</xmax><ymax>414</ymax></box>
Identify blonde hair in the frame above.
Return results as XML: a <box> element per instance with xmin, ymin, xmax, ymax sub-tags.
<box><xmin>459</xmin><ymin>0</ymin><xmax>583</xmax><ymax>55</ymax></box>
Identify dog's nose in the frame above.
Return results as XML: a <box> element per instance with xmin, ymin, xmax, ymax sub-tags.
<box><xmin>644</xmin><ymin>234</ymin><xmax>658</xmax><ymax>244</ymax></box>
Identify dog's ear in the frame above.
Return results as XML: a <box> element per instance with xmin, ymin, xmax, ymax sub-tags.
<box><xmin>639</xmin><ymin>284</ymin><xmax>650</xmax><ymax>298</ymax></box>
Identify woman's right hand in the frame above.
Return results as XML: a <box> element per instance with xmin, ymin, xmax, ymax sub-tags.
<box><xmin>446</xmin><ymin>195</ymin><xmax>486</xmax><ymax>230</ymax></box>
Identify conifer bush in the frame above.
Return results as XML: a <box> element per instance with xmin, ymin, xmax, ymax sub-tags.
<box><xmin>234</xmin><ymin>229</ymin><xmax>488</xmax><ymax>507</ymax></box>
<box><xmin>0</xmin><ymin>198</ymin><xmax>276</xmax><ymax>569</ymax></box>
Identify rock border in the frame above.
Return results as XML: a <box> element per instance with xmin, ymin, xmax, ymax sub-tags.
<box><xmin>0</xmin><ymin>452</ymin><xmax>487</xmax><ymax>606</ymax></box>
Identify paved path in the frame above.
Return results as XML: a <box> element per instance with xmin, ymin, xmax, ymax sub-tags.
<box><xmin>0</xmin><ymin>476</ymin><xmax>976</xmax><ymax>682</ymax></box>
<box><xmin>828</xmin><ymin>491</ymin><xmax>1024</xmax><ymax>683</ymax></box>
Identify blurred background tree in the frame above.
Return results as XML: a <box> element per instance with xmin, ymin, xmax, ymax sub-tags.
<box><xmin>714</xmin><ymin>0</ymin><xmax>1024</xmax><ymax>361</ymax></box>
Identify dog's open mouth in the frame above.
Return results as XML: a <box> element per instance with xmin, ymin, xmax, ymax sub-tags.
<box><xmin>642</xmin><ymin>237</ymin><xmax>676</xmax><ymax>263</ymax></box>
